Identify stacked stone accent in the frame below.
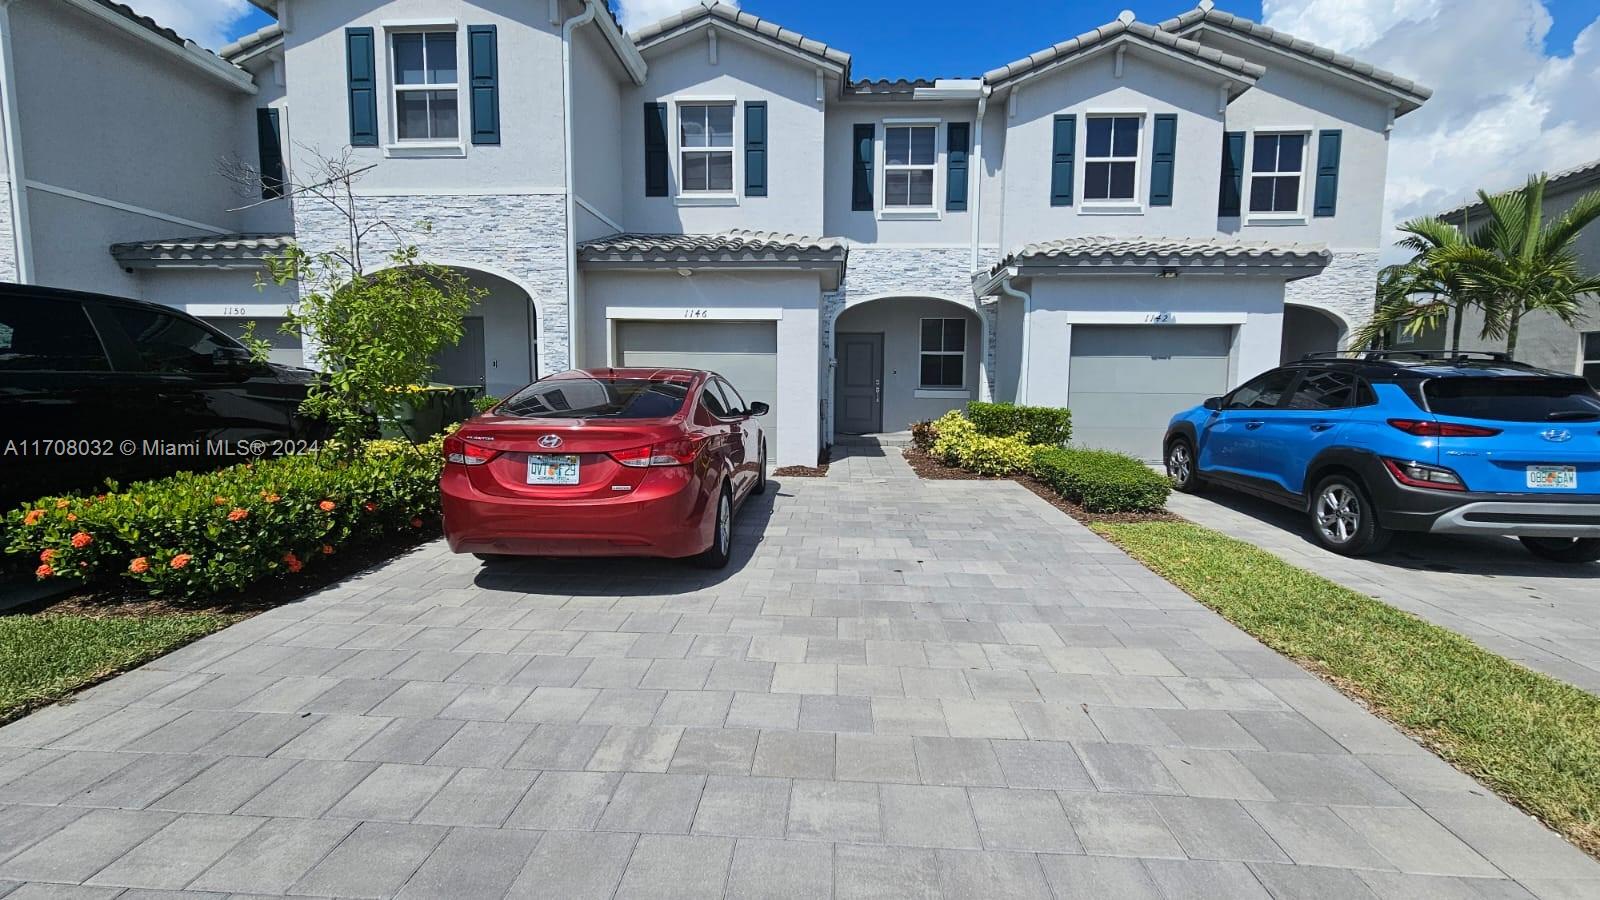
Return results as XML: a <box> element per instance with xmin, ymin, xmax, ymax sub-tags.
<box><xmin>1284</xmin><ymin>249</ymin><xmax>1380</xmax><ymax>340</ymax></box>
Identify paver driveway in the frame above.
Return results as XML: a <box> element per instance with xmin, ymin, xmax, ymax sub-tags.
<box><xmin>0</xmin><ymin>443</ymin><xmax>1595</xmax><ymax>899</ymax></box>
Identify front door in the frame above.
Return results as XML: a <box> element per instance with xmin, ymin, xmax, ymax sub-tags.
<box><xmin>836</xmin><ymin>332</ymin><xmax>883</xmax><ymax>434</ymax></box>
<box><xmin>431</xmin><ymin>317</ymin><xmax>486</xmax><ymax>388</ymax></box>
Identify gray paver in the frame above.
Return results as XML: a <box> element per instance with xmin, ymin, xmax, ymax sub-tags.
<box><xmin>615</xmin><ymin>834</ymin><xmax>733</xmax><ymax>900</ymax></box>
<box><xmin>85</xmin><ymin>812</ymin><xmax>263</xmax><ymax>890</ymax></box>
<box><xmin>725</xmin><ymin>838</ymin><xmax>832</xmax><ymax>900</ymax></box>
<box><xmin>291</xmin><ymin>821</ymin><xmax>445</xmax><ymax>898</ymax></box>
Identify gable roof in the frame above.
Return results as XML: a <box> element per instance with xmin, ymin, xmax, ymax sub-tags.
<box><xmin>984</xmin><ymin>12</ymin><xmax>1264</xmax><ymax>90</ymax></box>
<box><xmin>631</xmin><ymin>1</ymin><xmax>850</xmax><ymax>75</ymax></box>
<box><xmin>1435</xmin><ymin>157</ymin><xmax>1600</xmax><ymax>221</ymax></box>
<box><xmin>220</xmin><ymin>23</ymin><xmax>283</xmax><ymax>64</ymax></box>
<box><xmin>1159</xmin><ymin>2</ymin><xmax>1431</xmax><ymax>114</ymax></box>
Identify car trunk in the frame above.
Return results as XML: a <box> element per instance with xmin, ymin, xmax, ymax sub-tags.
<box><xmin>1427</xmin><ymin>376</ymin><xmax>1600</xmax><ymax>495</ymax></box>
<box><xmin>456</xmin><ymin>416</ymin><xmax>682</xmax><ymax>500</ymax></box>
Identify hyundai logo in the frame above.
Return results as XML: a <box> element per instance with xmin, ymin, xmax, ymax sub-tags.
<box><xmin>1541</xmin><ymin>428</ymin><xmax>1573</xmax><ymax>443</ymax></box>
<box><xmin>538</xmin><ymin>434</ymin><xmax>564</xmax><ymax>449</ymax></box>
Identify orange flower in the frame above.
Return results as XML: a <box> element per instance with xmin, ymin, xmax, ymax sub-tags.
<box><xmin>363</xmin><ymin>501</ymin><xmax>378</xmax><ymax>513</ymax></box>
<box><xmin>262</xmin><ymin>491</ymin><xmax>280</xmax><ymax>503</ymax></box>
<box><xmin>410</xmin><ymin>516</ymin><xmax>424</xmax><ymax>529</ymax></box>
<box><xmin>214</xmin><ymin>496</ymin><xmax>228</xmax><ymax>506</ymax></box>
<box><xmin>39</xmin><ymin>548</ymin><xmax>56</xmax><ymax>563</ymax></box>
<box><xmin>170</xmin><ymin>553</ymin><xmax>192</xmax><ymax>570</ymax></box>
<box><xmin>35</xmin><ymin>564</ymin><xmax>52</xmax><ymax>578</ymax></box>
<box><xmin>54</xmin><ymin>499</ymin><xmax>69</xmax><ymax>509</ymax></box>
<box><xmin>70</xmin><ymin>532</ymin><xmax>92</xmax><ymax>549</ymax></box>
<box><xmin>282</xmin><ymin>551</ymin><xmax>303</xmax><ymax>573</ymax></box>
<box><xmin>227</xmin><ymin>508</ymin><xmax>249</xmax><ymax>522</ymax></box>
<box><xmin>318</xmin><ymin>500</ymin><xmax>336</xmax><ymax>512</ymax></box>
<box><xmin>22</xmin><ymin>509</ymin><xmax>43</xmax><ymax>526</ymax></box>
<box><xmin>320</xmin><ymin>544</ymin><xmax>335</xmax><ymax>556</ymax></box>
<box><xmin>66</xmin><ymin>514</ymin><xmax>77</xmax><ymax>522</ymax></box>
<box><xmin>129</xmin><ymin>557</ymin><xmax>150</xmax><ymax>574</ymax></box>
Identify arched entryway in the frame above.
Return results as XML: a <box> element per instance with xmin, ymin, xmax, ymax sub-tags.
<box><xmin>1281</xmin><ymin>302</ymin><xmax>1348</xmax><ymax>364</ymax></box>
<box><xmin>412</xmin><ymin>265</ymin><xmax>541</xmax><ymax>399</ymax></box>
<box><xmin>831</xmin><ymin>295</ymin><xmax>985</xmax><ymax>436</ymax></box>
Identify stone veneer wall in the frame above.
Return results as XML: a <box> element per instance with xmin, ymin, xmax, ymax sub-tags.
<box><xmin>294</xmin><ymin>193</ymin><xmax>570</xmax><ymax>372</ymax></box>
<box><xmin>0</xmin><ymin>180</ymin><xmax>17</xmax><ymax>282</ymax></box>
<box><xmin>1284</xmin><ymin>249</ymin><xmax>1380</xmax><ymax>341</ymax></box>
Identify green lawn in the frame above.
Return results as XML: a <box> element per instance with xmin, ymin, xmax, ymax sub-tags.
<box><xmin>1094</xmin><ymin>519</ymin><xmax>1600</xmax><ymax>857</ymax></box>
<box><xmin>0</xmin><ymin>612</ymin><xmax>237</xmax><ymax>722</ymax></box>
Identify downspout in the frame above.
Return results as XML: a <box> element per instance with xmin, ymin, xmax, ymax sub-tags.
<box><xmin>968</xmin><ymin>87</ymin><xmax>989</xmax><ymax>274</ymax></box>
<box><xmin>0</xmin><ymin>0</ymin><xmax>32</xmax><ymax>283</ymax></box>
<box><xmin>560</xmin><ymin>1</ymin><xmax>599</xmax><ymax>372</ymax></box>
<box><xmin>998</xmin><ymin>274</ymin><xmax>1031</xmax><ymax>403</ymax></box>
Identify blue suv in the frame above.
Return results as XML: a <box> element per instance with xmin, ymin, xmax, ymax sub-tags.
<box><xmin>1164</xmin><ymin>351</ymin><xmax>1600</xmax><ymax>563</ymax></box>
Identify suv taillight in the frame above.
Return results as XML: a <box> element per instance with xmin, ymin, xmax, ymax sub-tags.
<box><xmin>443</xmin><ymin>434</ymin><xmax>500</xmax><ymax>466</ymax></box>
<box><xmin>1387</xmin><ymin>418</ymin><xmax>1502</xmax><ymax>438</ymax></box>
<box><xmin>1383</xmin><ymin>458</ymin><xmax>1467</xmax><ymax>491</ymax></box>
<box><xmin>610</xmin><ymin>436</ymin><xmax>708</xmax><ymax>468</ymax></box>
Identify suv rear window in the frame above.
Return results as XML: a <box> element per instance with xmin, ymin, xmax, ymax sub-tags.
<box><xmin>500</xmin><ymin>377</ymin><xmax>689</xmax><ymax>419</ymax></box>
<box><xmin>0</xmin><ymin>299</ymin><xmax>110</xmax><ymax>372</ymax></box>
<box><xmin>1425</xmin><ymin>376</ymin><xmax>1600</xmax><ymax>422</ymax></box>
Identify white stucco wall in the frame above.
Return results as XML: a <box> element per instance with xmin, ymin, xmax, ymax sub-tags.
<box><xmin>571</xmin><ymin>22</ymin><xmax>625</xmax><ymax>240</ymax></box>
<box><xmin>822</xmin><ymin>100</ymin><xmax>977</xmax><ymax>245</ymax></box>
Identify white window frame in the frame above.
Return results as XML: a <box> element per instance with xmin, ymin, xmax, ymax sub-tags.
<box><xmin>383</xmin><ymin>23</ymin><xmax>464</xmax><ymax>158</ymax></box>
<box><xmin>879</xmin><ymin>118</ymin><xmax>941</xmax><ymax>220</ymax></box>
<box><xmin>672</xmin><ymin>96</ymin><xmax>738</xmax><ymax>206</ymax></box>
<box><xmin>918</xmin><ymin>316</ymin><xmax>967</xmax><ymax>389</ymax></box>
<box><xmin>1080</xmin><ymin>111</ymin><xmax>1144</xmax><ymax>212</ymax></box>
<box><xmin>1245</xmin><ymin>128</ymin><xmax>1311</xmax><ymax>222</ymax></box>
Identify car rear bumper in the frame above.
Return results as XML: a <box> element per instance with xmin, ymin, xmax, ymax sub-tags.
<box><xmin>1426</xmin><ymin>500</ymin><xmax>1600</xmax><ymax>537</ymax></box>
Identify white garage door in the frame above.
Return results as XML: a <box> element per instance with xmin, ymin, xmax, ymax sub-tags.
<box><xmin>1068</xmin><ymin>325</ymin><xmax>1232</xmax><ymax>461</ymax></box>
<box><xmin>208</xmin><ymin>317</ymin><xmax>303</xmax><ymax>368</ymax></box>
<box><xmin>616</xmin><ymin>321</ymin><xmax>779</xmax><ymax>448</ymax></box>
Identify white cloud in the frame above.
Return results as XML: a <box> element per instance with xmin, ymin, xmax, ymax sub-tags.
<box><xmin>121</xmin><ymin>0</ymin><xmax>254</xmax><ymax>52</ymax></box>
<box><xmin>1262</xmin><ymin>0</ymin><xmax>1600</xmax><ymax>263</ymax></box>
<box><xmin>615</xmin><ymin>0</ymin><xmax>736</xmax><ymax>33</ymax></box>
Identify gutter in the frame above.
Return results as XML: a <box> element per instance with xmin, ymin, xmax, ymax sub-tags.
<box><xmin>0</xmin><ymin>0</ymin><xmax>31</xmax><ymax>282</ymax></box>
<box><xmin>996</xmin><ymin>272</ymin><xmax>1031</xmax><ymax>403</ymax></box>
<box><xmin>560</xmin><ymin>1</ymin><xmax>600</xmax><ymax>373</ymax></box>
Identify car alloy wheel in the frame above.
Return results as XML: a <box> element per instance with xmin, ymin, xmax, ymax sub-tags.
<box><xmin>1167</xmin><ymin>442</ymin><xmax>1193</xmax><ymax>486</ymax></box>
<box><xmin>1315</xmin><ymin>483</ymin><xmax>1362</xmax><ymax>545</ymax></box>
<box><xmin>717</xmin><ymin>491</ymin><xmax>731</xmax><ymax>555</ymax></box>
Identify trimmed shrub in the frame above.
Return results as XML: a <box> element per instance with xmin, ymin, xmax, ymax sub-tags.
<box><xmin>5</xmin><ymin>439</ymin><xmax>443</xmax><ymax>598</ymax></box>
<box><xmin>909</xmin><ymin>419</ymin><xmax>938</xmax><ymax>452</ymax></box>
<box><xmin>966</xmin><ymin>401</ymin><xmax>1072</xmax><ymax>446</ymax></box>
<box><xmin>1028</xmin><ymin>446</ymin><xmax>1171</xmax><ymax>513</ymax></box>
<box><xmin>930</xmin><ymin>411</ymin><xmax>1036</xmax><ymax>476</ymax></box>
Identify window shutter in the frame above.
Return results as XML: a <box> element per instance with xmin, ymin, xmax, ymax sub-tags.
<box><xmin>1314</xmin><ymin>129</ymin><xmax>1342</xmax><ymax>217</ymax></box>
<box><xmin>1050</xmin><ymin>115</ymin><xmax>1075</xmax><ymax>206</ymax></box>
<box><xmin>851</xmin><ymin>123</ymin><xmax>874</xmax><ymax>211</ymax></box>
<box><xmin>467</xmin><ymin>25</ymin><xmax>500</xmax><ymax>145</ymax></box>
<box><xmin>1218</xmin><ymin>131</ymin><xmax>1245</xmax><ymax>216</ymax></box>
<box><xmin>643</xmin><ymin>102</ymin><xmax>668</xmax><ymax>197</ymax></box>
<box><xmin>256</xmin><ymin>108</ymin><xmax>285</xmax><ymax>199</ymax></box>
<box><xmin>946</xmin><ymin>122</ymin><xmax>970</xmax><ymax>212</ymax></box>
<box><xmin>1149</xmin><ymin>114</ymin><xmax>1177</xmax><ymax>207</ymax></box>
<box><xmin>345</xmin><ymin>27</ymin><xmax>378</xmax><ymax>147</ymax></box>
<box><xmin>745</xmin><ymin>101</ymin><xmax>767</xmax><ymax>197</ymax></box>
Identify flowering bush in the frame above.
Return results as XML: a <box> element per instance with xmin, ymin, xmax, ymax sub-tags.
<box><xmin>929</xmin><ymin>411</ymin><xmax>1038</xmax><ymax>476</ymax></box>
<box><xmin>5</xmin><ymin>438</ymin><xmax>442</xmax><ymax>598</ymax></box>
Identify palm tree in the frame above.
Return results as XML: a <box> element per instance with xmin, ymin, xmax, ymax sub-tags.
<box><xmin>1351</xmin><ymin>217</ymin><xmax>1482</xmax><ymax>351</ymax></box>
<box><xmin>1438</xmin><ymin>175</ymin><xmax>1600</xmax><ymax>358</ymax></box>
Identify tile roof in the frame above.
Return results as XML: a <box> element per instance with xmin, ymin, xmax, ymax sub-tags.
<box><xmin>847</xmin><ymin>78</ymin><xmax>938</xmax><ymax>95</ymax></box>
<box><xmin>220</xmin><ymin>23</ymin><xmax>283</xmax><ymax>63</ymax></box>
<box><xmin>578</xmin><ymin>230</ymin><xmax>847</xmax><ymax>263</ymax></box>
<box><xmin>987</xmin><ymin>235</ymin><xmax>1331</xmax><ymax>276</ymax></box>
<box><xmin>630</xmin><ymin>1</ymin><xmax>851</xmax><ymax>71</ymax></box>
<box><xmin>1435</xmin><ymin>157</ymin><xmax>1600</xmax><ymax>220</ymax></box>
<box><xmin>1158</xmin><ymin>2</ymin><xmax>1432</xmax><ymax>109</ymax></box>
<box><xmin>110</xmin><ymin>233</ymin><xmax>293</xmax><ymax>266</ymax></box>
<box><xmin>984</xmin><ymin>13</ymin><xmax>1264</xmax><ymax>87</ymax></box>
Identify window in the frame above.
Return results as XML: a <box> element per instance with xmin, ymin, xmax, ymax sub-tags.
<box><xmin>501</xmin><ymin>377</ymin><xmax>689</xmax><ymax>419</ymax></box>
<box><xmin>920</xmin><ymin>318</ymin><xmax>966</xmax><ymax>388</ymax></box>
<box><xmin>1084</xmin><ymin>115</ymin><xmax>1140</xmax><ymax>202</ymax></box>
<box><xmin>0</xmin><ymin>300</ymin><xmax>110</xmax><ymax>372</ymax></box>
<box><xmin>392</xmin><ymin>31</ymin><xmax>458</xmax><ymax>141</ymax></box>
<box><xmin>109</xmin><ymin>308</ymin><xmax>236</xmax><ymax>374</ymax></box>
<box><xmin>884</xmin><ymin>124</ymin><xmax>936</xmax><ymax>208</ymax></box>
<box><xmin>1425</xmin><ymin>376</ymin><xmax>1600</xmax><ymax>423</ymax></box>
<box><xmin>679</xmin><ymin>103</ymin><xmax>734</xmax><ymax>193</ymax></box>
<box><xmin>1283</xmin><ymin>370</ymin><xmax>1368</xmax><ymax>410</ymax></box>
<box><xmin>715</xmin><ymin>378</ymin><xmax>749</xmax><ymax>416</ymax></box>
<box><xmin>1584</xmin><ymin>332</ymin><xmax>1600</xmax><ymax>389</ymax></box>
<box><xmin>1225</xmin><ymin>369</ymin><xmax>1296</xmax><ymax>410</ymax></box>
<box><xmin>1249</xmin><ymin>132</ymin><xmax>1306</xmax><ymax>214</ymax></box>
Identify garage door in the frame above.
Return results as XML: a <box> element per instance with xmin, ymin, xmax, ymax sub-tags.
<box><xmin>208</xmin><ymin>317</ymin><xmax>303</xmax><ymax>368</ymax></box>
<box><xmin>1067</xmin><ymin>325</ymin><xmax>1232</xmax><ymax>460</ymax></box>
<box><xmin>616</xmin><ymin>320</ymin><xmax>778</xmax><ymax>449</ymax></box>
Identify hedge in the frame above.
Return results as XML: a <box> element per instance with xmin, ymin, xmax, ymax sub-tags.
<box><xmin>5</xmin><ymin>438</ymin><xmax>443</xmax><ymax>598</ymax></box>
<box><xmin>965</xmin><ymin>401</ymin><xmax>1072</xmax><ymax>446</ymax></box>
<box><xmin>929</xmin><ymin>411</ymin><xmax>1035</xmax><ymax>476</ymax></box>
<box><xmin>1029</xmin><ymin>446</ymin><xmax>1171</xmax><ymax>513</ymax></box>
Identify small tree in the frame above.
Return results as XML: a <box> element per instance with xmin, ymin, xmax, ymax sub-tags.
<box><xmin>1352</xmin><ymin>217</ymin><xmax>1485</xmax><ymax>351</ymax></box>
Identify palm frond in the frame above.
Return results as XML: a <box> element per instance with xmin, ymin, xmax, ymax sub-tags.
<box><xmin>1537</xmin><ymin>189</ymin><xmax>1600</xmax><ymax>258</ymax></box>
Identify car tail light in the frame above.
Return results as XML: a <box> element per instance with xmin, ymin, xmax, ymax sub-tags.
<box><xmin>1387</xmin><ymin>418</ymin><xmax>1502</xmax><ymax>438</ymax></box>
<box><xmin>443</xmin><ymin>434</ymin><xmax>500</xmax><ymax>466</ymax></box>
<box><xmin>610</xmin><ymin>436</ymin><xmax>708</xmax><ymax>468</ymax></box>
<box><xmin>1383</xmin><ymin>457</ymin><xmax>1467</xmax><ymax>492</ymax></box>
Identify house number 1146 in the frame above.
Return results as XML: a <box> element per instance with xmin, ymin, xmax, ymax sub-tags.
<box><xmin>683</xmin><ymin>309</ymin><xmax>710</xmax><ymax>319</ymax></box>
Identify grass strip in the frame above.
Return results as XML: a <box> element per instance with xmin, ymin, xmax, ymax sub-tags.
<box><xmin>0</xmin><ymin>613</ymin><xmax>237</xmax><ymax>722</ymax></box>
<box><xmin>1093</xmin><ymin>519</ymin><xmax>1600</xmax><ymax>857</ymax></box>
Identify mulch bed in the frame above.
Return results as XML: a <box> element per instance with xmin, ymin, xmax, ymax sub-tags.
<box><xmin>901</xmin><ymin>445</ymin><xmax>1176</xmax><ymax>526</ymax></box>
<box><xmin>774</xmin><ymin>446</ymin><xmax>832</xmax><ymax>478</ymax></box>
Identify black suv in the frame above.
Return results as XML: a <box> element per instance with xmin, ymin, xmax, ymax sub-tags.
<box><xmin>0</xmin><ymin>283</ymin><xmax>320</xmax><ymax>504</ymax></box>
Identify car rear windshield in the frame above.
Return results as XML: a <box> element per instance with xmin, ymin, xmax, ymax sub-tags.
<box><xmin>1424</xmin><ymin>376</ymin><xmax>1600</xmax><ymax>422</ymax></box>
<box><xmin>499</xmin><ymin>377</ymin><xmax>689</xmax><ymax>419</ymax></box>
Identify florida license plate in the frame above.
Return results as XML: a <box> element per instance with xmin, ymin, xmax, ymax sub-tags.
<box><xmin>527</xmin><ymin>454</ymin><xmax>580</xmax><ymax>485</ymax></box>
<box><xmin>1526</xmin><ymin>465</ymin><xmax>1577</xmax><ymax>490</ymax></box>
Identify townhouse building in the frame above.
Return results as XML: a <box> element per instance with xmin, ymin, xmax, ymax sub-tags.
<box><xmin>0</xmin><ymin>0</ymin><xmax>1430</xmax><ymax>463</ymax></box>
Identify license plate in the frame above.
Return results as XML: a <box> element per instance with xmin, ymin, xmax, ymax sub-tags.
<box><xmin>1526</xmin><ymin>465</ymin><xmax>1577</xmax><ymax>490</ymax></box>
<box><xmin>526</xmin><ymin>453</ymin><xmax>579</xmax><ymax>485</ymax></box>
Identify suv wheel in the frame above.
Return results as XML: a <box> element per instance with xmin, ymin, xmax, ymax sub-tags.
<box><xmin>1309</xmin><ymin>474</ymin><xmax>1391</xmax><ymax>556</ymax></box>
<box><xmin>1519</xmin><ymin>537</ymin><xmax>1600</xmax><ymax>564</ymax></box>
<box><xmin>1165</xmin><ymin>438</ymin><xmax>1204</xmax><ymax>493</ymax></box>
<box><xmin>695</xmin><ymin>484</ymin><xmax>734</xmax><ymax>569</ymax></box>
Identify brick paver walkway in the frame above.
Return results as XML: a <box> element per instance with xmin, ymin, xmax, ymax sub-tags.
<box><xmin>0</xmin><ymin>441</ymin><xmax>1594</xmax><ymax>898</ymax></box>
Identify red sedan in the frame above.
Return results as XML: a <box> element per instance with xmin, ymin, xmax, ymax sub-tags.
<box><xmin>441</xmin><ymin>368</ymin><xmax>768</xmax><ymax>568</ymax></box>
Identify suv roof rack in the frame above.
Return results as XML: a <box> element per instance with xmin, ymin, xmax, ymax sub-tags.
<box><xmin>1300</xmin><ymin>350</ymin><xmax>1521</xmax><ymax>365</ymax></box>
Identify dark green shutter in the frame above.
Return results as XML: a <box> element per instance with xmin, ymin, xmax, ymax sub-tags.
<box><xmin>256</xmin><ymin>108</ymin><xmax>285</xmax><ymax>199</ymax></box>
<box><xmin>345</xmin><ymin>27</ymin><xmax>378</xmax><ymax>147</ymax></box>
<box><xmin>1218</xmin><ymin>131</ymin><xmax>1245</xmax><ymax>216</ymax></box>
<box><xmin>851</xmin><ymin>123</ymin><xmax>874</xmax><ymax>211</ymax></box>
<box><xmin>745</xmin><ymin>101</ymin><xmax>767</xmax><ymax>197</ymax></box>
<box><xmin>1149</xmin><ymin>114</ymin><xmax>1177</xmax><ymax>207</ymax></box>
<box><xmin>643</xmin><ymin>103</ymin><xmax>668</xmax><ymax>197</ymax></box>
<box><xmin>1050</xmin><ymin>115</ymin><xmax>1075</xmax><ymax>206</ymax></box>
<box><xmin>1313</xmin><ymin>129</ymin><xmax>1342</xmax><ymax>217</ymax></box>
<box><xmin>946</xmin><ymin>122</ymin><xmax>970</xmax><ymax>212</ymax></box>
<box><xmin>467</xmin><ymin>25</ymin><xmax>499</xmax><ymax>145</ymax></box>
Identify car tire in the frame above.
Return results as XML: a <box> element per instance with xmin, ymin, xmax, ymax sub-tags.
<box><xmin>751</xmin><ymin>442</ymin><xmax>768</xmax><ymax>496</ymax></box>
<box><xmin>1165</xmin><ymin>438</ymin><xmax>1204</xmax><ymax>493</ymax></box>
<box><xmin>695</xmin><ymin>484</ymin><xmax>734</xmax><ymax>570</ymax></box>
<box><xmin>1519</xmin><ymin>536</ymin><xmax>1600</xmax><ymax>564</ymax></box>
<box><xmin>1308</xmin><ymin>474</ymin><xmax>1392</xmax><ymax>557</ymax></box>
